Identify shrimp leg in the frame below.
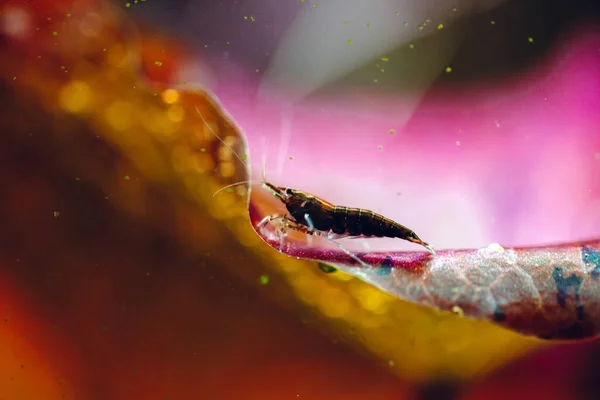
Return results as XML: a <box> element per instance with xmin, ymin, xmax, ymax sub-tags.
<box><xmin>304</xmin><ymin>213</ymin><xmax>372</xmax><ymax>269</ymax></box>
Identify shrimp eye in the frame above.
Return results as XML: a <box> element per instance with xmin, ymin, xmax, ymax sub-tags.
<box><xmin>285</xmin><ymin>188</ymin><xmax>293</xmax><ymax>195</ymax></box>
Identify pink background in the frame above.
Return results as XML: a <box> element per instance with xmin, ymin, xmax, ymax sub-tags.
<box><xmin>214</xmin><ymin>27</ymin><xmax>600</xmax><ymax>252</ymax></box>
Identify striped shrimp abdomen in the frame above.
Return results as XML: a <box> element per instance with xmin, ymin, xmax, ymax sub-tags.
<box><xmin>331</xmin><ymin>206</ymin><xmax>425</xmax><ymax>243</ymax></box>
<box><xmin>330</xmin><ymin>207</ymin><xmax>388</xmax><ymax>237</ymax></box>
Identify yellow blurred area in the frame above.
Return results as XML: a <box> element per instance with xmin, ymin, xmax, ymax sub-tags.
<box><xmin>58</xmin><ymin>80</ymin><xmax>92</xmax><ymax>113</ymax></box>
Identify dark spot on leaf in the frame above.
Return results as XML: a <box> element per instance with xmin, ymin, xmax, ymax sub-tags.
<box><xmin>493</xmin><ymin>306</ymin><xmax>506</xmax><ymax>321</ymax></box>
<box><xmin>577</xmin><ymin>304</ymin><xmax>585</xmax><ymax>321</ymax></box>
<box><xmin>552</xmin><ymin>267</ymin><xmax>584</xmax><ymax>320</ymax></box>
<box><xmin>582</xmin><ymin>245</ymin><xmax>600</xmax><ymax>280</ymax></box>
<box><xmin>317</xmin><ymin>262</ymin><xmax>338</xmax><ymax>273</ymax></box>
<box><xmin>377</xmin><ymin>256</ymin><xmax>393</xmax><ymax>276</ymax></box>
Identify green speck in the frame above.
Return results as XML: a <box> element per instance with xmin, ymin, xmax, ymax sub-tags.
<box><xmin>250</xmin><ymin>16</ymin><xmax>256</xmax><ymax>22</ymax></box>
<box><xmin>343</xmin><ymin>21</ymin><xmax>348</xmax><ymax>25</ymax></box>
<box><xmin>258</xmin><ymin>274</ymin><xmax>270</xmax><ymax>285</ymax></box>
<box><xmin>317</xmin><ymin>263</ymin><xmax>337</xmax><ymax>274</ymax></box>
<box><xmin>225</xmin><ymin>188</ymin><xmax>233</xmax><ymax>194</ymax></box>
<box><xmin>373</xmin><ymin>79</ymin><xmax>378</xmax><ymax>83</ymax></box>
<box><xmin>52</xmin><ymin>31</ymin><xmax>58</xmax><ymax>36</ymax></box>
<box><xmin>437</xmin><ymin>23</ymin><xmax>444</xmax><ymax>29</ymax></box>
<box><xmin>452</xmin><ymin>7</ymin><xmax>457</xmax><ymax>11</ymax></box>
<box><xmin>366</xmin><ymin>23</ymin><xmax>370</xmax><ymax>28</ymax></box>
<box><xmin>313</xmin><ymin>3</ymin><xmax>317</xmax><ymax>8</ymax></box>
<box><xmin>240</xmin><ymin>154</ymin><xmax>247</xmax><ymax>160</ymax></box>
<box><xmin>347</xmin><ymin>39</ymin><xmax>353</xmax><ymax>45</ymax></box>
<box><xmin>408</xmin><ymin>43</ymin><xmax>414</xmax><ymax>49</ymax></box>
<box><xmin>403</xmin><ymin>21</ymin><xmax>408</xmax><ymax>26</ymax></box>
<box><xmin>528</xmin><ymin>36</ymin><xmax>534</xmax><ymax>43</ymax></box>
<box><xmin>380</xmin><ymin>56</ymin><xmax>389</xmax><ymax>62</ymax></box>
<box><xmin>445</xmin><ymin>66</ymin><xmax>452</xmax><ymax>73</ymax></box>
<box><xmin>65</xmin><ymin>13</ymin><xmax>72</xmax><ymax>17</ymax></box>
<box><xmin>389</xmin><ymin>129</ymin><xmax>396</xmax><ymax>135</ymax></box>
<box><xmin>395</xmin><ymin>11</ymin><xmax>399</xmax><ymax>15</ymax></box>
<box><xmin>124</xmin><ymin>175</ymin><xmax>130</xmax><ymax>180</ymax></box>
<box><xmin>418</xmin><ymin>25</ymin><xmax>424</xmax><ymax>30</ymax></box>
<box><xmin>155</xmin><ymin>61</ymin><xmax>163</xmax><ymax>67</ymax></box>
<box><xmin>125</xmin><ymin>2</ymin><xmax>131</xmax><ymax>7</ymax></box>
<box><xmin>490</xmin><ymin>20</ymin><xmax>496</xmax><ymax>25</ymax></box>
<box><xmin>200</xmin><ymin>148</ymin><xmax>206</xmax><ymax>152</ymax></box>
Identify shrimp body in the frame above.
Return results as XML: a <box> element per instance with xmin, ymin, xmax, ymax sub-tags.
<box><xmin>264</xmin><ymin>183</ymin><xmax>434</xmax><ymax>253</ymax></box>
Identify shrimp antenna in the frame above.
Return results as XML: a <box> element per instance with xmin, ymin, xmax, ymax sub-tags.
<box><xmin>261</xmin><ymin>137</ymin><xmax>268</xmax><ymax>184</ymax></box>
<box><xmin>195</xmin><ymin>106</ymin><xmax>256</xmax><ymax>198</ymax></box>
<box><xmin>195</xmin><ymin>106</ymin><xmax>248</xmax><ymax>167</ymax></box>
<box><xmin>213</xmin><ymin>136</ymin><xmax>272</xmax><ymax>198</ymax></box>
<box><xmin>212</xmin><ymin>180</ymin><xmax>262</xmax><ymax>198</ymax></box>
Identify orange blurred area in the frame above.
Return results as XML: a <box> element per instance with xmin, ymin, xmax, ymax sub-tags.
<box><xmin>139</xmin><ymin>35</ymin><xmax>189</xmax><ymax>84</ymax></box>
<box><xmin>0</xmin><ymin>79</ymin><xmax>409</xmax><ymax>398</ymax></box>
<box><xmin>0</xmin><ymin>117</ymin><xmax>411</xmax><ymax>399</ymax></box>
<box><xmin>1</xmin><ymin>0</ymin><xmax>599</xmax><ymax>399</ymax></box>
<box><xmin>0</xmin><ymin>281</ymin><xmax>78</xmax><ymax>399</ymax></box>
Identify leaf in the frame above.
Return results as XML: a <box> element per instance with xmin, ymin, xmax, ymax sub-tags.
<box><xmin>250</xmin><ymin>199</ymin><xmax>600</xmax><ymax>340</ymax></box>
